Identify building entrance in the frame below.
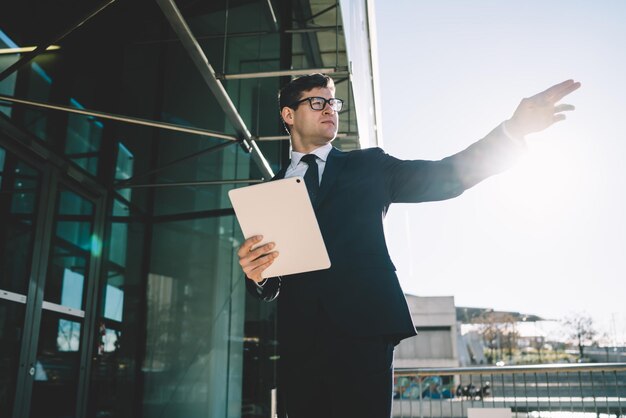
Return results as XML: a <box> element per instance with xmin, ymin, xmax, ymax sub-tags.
<box><xmin>0</xmin><ymin>142</ymin><xmax>105</xmax><ymax>418</ymax></box>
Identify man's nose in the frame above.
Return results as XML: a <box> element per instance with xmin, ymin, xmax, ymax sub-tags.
<box><xmin>322</xmin><ymin>102</ymin><xmax>335</xmax><ymax>114</ymax></box>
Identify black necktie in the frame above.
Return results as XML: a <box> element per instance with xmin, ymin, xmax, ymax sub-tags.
<box><xmin>301</xmin><ymin>154</ymin><xmax>320</xmax><ymax>204</ymax></box>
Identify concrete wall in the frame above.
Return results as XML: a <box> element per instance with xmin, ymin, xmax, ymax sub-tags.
<box><xmin>395</xmin><ymin>295</ymin><xmax>460</xmax><ymax>368</ymax></box>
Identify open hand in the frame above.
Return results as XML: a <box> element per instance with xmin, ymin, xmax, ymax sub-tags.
<box><xmin>506</xmin><ymin>79</ymin><xmax>581</xmax><ymax>138</ymax></box>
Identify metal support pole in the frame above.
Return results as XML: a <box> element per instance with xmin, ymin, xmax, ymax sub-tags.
<box><xmin>0</xmin><ymin>94</ymin><xmax>237</xmax><ymax>141</ymax></box>
<box><xmin>217</xmin><ymin>67</ymin><xmax>348</xmax><ymax>80</ymax></box>
<box><xmin>117</xmin><ymin>179</ymin><xmax>263</xmax><ymax>190</ymax></box>
<box><xmin>115</xmin><ymin>140</ymin><xmax>238</xmax><ymax>188</ymax></box>
<box><xmin>154</xmin><ymin>0</ymin><xmax>274</xmax><ymax>179</ymax></box>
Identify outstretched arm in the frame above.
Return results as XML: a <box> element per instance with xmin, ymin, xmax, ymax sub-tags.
<box><xmin>386</xmin><ymin>79</ymin><xmax>582</xmax><ymax>203</ymax></box>
<box><xmin>505</xmin><ymin>79</ymin><xmax>581</xmax><ymax>138</ymax></box>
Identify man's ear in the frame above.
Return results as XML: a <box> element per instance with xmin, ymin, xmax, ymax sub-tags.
<box><xmin>281</xmin><ymin>107</ymin><xmax>294</xmax><ymax>129</ymax></box>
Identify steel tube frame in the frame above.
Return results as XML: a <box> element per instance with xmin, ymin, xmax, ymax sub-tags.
<box><xmin>134</xmin><ymin>26</ymin><xmax>341</xmax><ymax>45</ymax></box>
<box><xmin>155</xmin><ymin>0</ymin><xmax>274</xmax><ymax>179</ymax></box>
<box><xmin>115</xmin><ymin>140</ymin><xmax>238</xmax><ymax>188</ymax></box>
<box><xmin>285</xmin><ymin>26</ymin><xmax>343</xmax><ymax>34</ymax></box>
<box><xmin>0</xmin><ymin>94</ymin><xmax>237</xmax><ymax>141</ymax></box>
<box><xmin>117</xmin><ymin>179</ymin><xmax>264</xmax><ymax>189</ymax></box>
<box><xmin>395</xmin><ymin>362</ymin><xmax>626</xmax><ymax>377</ymax></box>
<box><xmin>255</xmin><ymin>133</ymin><xmax>355</xmax><ymax>141</ymax></box>
<box><xmin>218</xmin><ymin>67</ymin><xmax>348</xmax><ymax>80</ymax></box>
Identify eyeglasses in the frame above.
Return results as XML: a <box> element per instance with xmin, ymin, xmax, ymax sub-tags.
<box><xmin>290</xmin><ymin>96</ymin><xmax>344</xmax><ymax>112</ymax></box>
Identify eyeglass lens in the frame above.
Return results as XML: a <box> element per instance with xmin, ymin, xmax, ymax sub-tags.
<box><xmin>309</xmin><ymin>97</ymin><xmax>343</xmax><ymax>111</ymax></box>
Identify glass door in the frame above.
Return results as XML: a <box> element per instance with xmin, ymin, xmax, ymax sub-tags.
<box><xmin>0</xmin><ymin>140</ymin><xmax>104</xmax><ymax>418</ymax></box>
<box><xmin>0</xmin><ymin>145</ymin><xmax>41</xmax><ymax>418</ymax></box>
<box><xmin>28</xmin><ymin>187</ymin><xmax>97</xmax><ymax>418</ymax></box>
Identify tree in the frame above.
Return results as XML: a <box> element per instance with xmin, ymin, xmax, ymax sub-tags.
<box><xmin>476</xmin><ymin>311</ymin><xmax>519</xmax><ymax>363</ymax></box>
<box><xmin>562</xmin><ymin>313</ymin><xmax>597</xmax><ymax>360</ymax></box>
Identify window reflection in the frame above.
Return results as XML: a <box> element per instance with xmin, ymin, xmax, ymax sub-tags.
<box><xmin>60</xmin><ymin>268</ymin><xmax>84</xmax><ymax>310</ymax></box>
<box><xmin>57</xmin><ymin>319</ymin><xmax>81</xmax><ymax>352</ymax></box>
<box><xmin>65</xmin><ymin>99</ymin><xmax>103</xmax><ymax>176</ymax></box>
<box><xmin>0</xmin><ymin>147</ymin><xmax>5</xmax><ymax>185</ymax></box>
<box><xmin>0</xmin><ymin>30</ymin><xmax>18</xmax><ymax>118</ymax></box>
<box><xmin>115</xmin><ymin>142</ymin><xmax>134</xmax><ymax>203</ymax></box>
<box><xmin>102</xmin><ymin>328</ymin><xmax>120</xmax><ymax>353</ymax></box>
<box><xmin>31</xmin><ymin>310</ymin><xmax>81</xmax><ymax>418</ymax></box>
<box><xmin>104</xmin><ymin>283</ymin><xmax>124</xmax><ymax>322</ymax></box>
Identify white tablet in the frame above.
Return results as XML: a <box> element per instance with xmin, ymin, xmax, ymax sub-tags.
<box><xmin>228</xmin><ymin>177</ymin><xmax>331</xmax><ymax>278</ymax></box>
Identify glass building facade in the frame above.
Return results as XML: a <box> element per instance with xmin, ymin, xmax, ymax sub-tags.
<box><xmin>0</xmin><ymin>0</ymin><xmax>380</xmax><ymax>417</ymax></box>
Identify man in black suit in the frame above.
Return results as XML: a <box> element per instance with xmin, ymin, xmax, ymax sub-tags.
<box><xmin>238</xmin><ymin>74</ymin><xmax>580</xmax><ymax>418</ymax></box>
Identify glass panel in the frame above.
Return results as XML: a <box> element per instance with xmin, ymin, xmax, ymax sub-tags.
<box><xmin>140</xmin><ymin>216</ymin><xmax>245</xmax><ymax>418</ymax></box>
<box><xmin>22</xmin><ymin>63</ymin><xmax>52</xmax><ymax>141</ymax></box>
<box><xmin>29</xmin><ymin>310</ymin><xmax>82</xmax><ymax>418</ymax></box>
<box><xmin>87</xmin><ymin>198</ymin><xmax>144</xmax><ymax>417</ymax></box>
<box><xmin>64</xmin><ymin>100</ymin><xmax>104</xmax><ymax>176</ymax></box>
<box><xmin>0</xmin><ymin>145</ymin><xmax>41</xmax><ymax>416</ymax></box>
<box><xmin>0</xmin><ymin>299</ymin><xmax>26</xmax><ymax>417</ymax></box>
<box><xmin>0</xmin><ymin>146</ymin><xmax>40</xmax><ymax>295</ymax></box>
<box><xmin>241</xmin><ymin>221</ymin><xmax>278</xmax><ymax>417</ymax></box>
<box><xmin>0</xmin><ymin>30</ymin><xmax>19</xmax><ymax>118</ymax></box>
<box><xmin>30</xmin><ymin>188</ymin><xmax>94</xmax><ymax>418</ymax></box>
<box><xmin>115</xmin><ymin>142</ymin><xmax>134</xmax><ymax>203</ymax></box>
<box><xmin>43</xmin><ymin>189</ymin><xmax>94</xmax><ymax>309</ymax></box>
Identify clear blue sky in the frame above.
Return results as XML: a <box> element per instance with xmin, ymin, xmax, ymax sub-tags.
<box><xmin>374</xmin><ymin>0</ymin><xmax>626</xmax><ymax>344</ymax></box>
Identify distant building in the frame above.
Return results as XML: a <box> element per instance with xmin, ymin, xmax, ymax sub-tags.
<box><xmin>395</xmin><ymin>295</ymin><xmax>459</xmax><ymax>368</ymax></box>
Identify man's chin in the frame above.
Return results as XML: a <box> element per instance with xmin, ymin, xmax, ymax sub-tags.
<box><xmin>322</xmin><ymin>131</ymin><xmax>338</xmax><ymax>142</ymax></box>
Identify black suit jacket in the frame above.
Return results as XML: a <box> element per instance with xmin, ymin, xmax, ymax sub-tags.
<box><xmin>246</xmin><ymin>124</ymin><xmax>522</xmax><ymax>343</ymax></box>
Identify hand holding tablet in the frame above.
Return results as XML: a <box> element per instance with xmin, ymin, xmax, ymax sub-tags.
<box><xmin>229</xmin><ymin>177</ymin><xmax>331</xmax><ymax>279</ymax></box>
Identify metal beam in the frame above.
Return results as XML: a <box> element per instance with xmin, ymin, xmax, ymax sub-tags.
<box><xmin>263</xmin><ymin>0</ymin><xmax>278</xmax><ymax>31</ymax></box>
<box><xmin>306</xmin><ymin>4</ymin><xmax>338</xmax><ymax>22</ymax></box>
<box><xmin>117</xmin><ymin>179</ymin><xmax>264</xmax><ymax>189</ymax></box>
<box><xmin>115</xmin><ymin>140</ymin><xmax>238</xmax><ymax>188</ymax></box>
<box><xmin>293</xmin><ymin>0</ymin><xmax>324</xmax><ymax>69</ymax></box>
<box><xmin>155</xmin><ymin>0</ymin><xmax>274</xmax><ymax>179</ymax></box>
<box><xmin>133</xmin><ymin>26</ymin><xmax>340</xmax><ymax>45</ymax></box>
<box><xmin>0</xmin><ymin>0</ymin><xmax>116</xmax><ymax>82</ymax></box>
<box><xmin>255</xmin><ymin>133</ymin><xmax>352</xmax><ymax>141</ymax></box>
<box><xmin>218</xmin><ymin>67</ymin><xmax>348</xmax><ymax>80</ymax></box>
<box><xmin>285</xmin><ymin>25</ymin><xmax>342</xmax><ymax>34</ymax></box>
<box><xmin>0</xmin><ymin>94</ymin><xmax>237</xmax><ymax>140</ymax></box>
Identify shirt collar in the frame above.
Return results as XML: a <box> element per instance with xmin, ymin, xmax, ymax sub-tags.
<box><xmin>290</xmin><ymin>143</ymin><xmax>333</xmax><ymax>169</ymax></box>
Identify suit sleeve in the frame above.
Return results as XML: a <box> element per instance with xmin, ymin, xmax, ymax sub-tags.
<box><xmin>383</xmin><ymin>123</ymin><xmax>525</xmax><ymax>203</ymax></box>
<box><xmin>244</xmin><ymin>275</ymin><xmax>281</xmax><ymax>302</ymax></box>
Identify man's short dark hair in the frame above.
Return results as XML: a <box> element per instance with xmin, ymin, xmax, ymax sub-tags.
<box><xmin>278</xmin><ymin>73</ymin><xmax>335</xmax><ymax>111</ymax></box>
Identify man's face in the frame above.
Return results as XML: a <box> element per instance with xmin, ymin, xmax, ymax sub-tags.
<box><xmin>284</xmin><ymin>87</ymin><xmax>339</xmax><ymax>151</ymax></box>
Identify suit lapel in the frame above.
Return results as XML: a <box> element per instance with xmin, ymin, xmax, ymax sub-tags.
<box><xmin>315</xmin><ymin>147</ymin><xmax>348</xmax><ymax>209</ymax></box>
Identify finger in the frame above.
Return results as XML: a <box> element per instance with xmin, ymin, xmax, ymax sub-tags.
<box><xmin>554</xmin><ymin>103</ymin><xmax>575</xmax><ymax>113</ymax></box>
<box><xmin>243</xmin><ymin>252</ymin><xmax>279</xmax><ymax>275</ymax></box>
<box><xmin>532</xmin><ymin>80</ymin><xmax>580</xmax><ymax>103</ymax></box>
<box><xmin>242</xmin><ymin>250</ymin><xmax>278</xmax><ymax>272</ymax></box>
<box><xmin>241</xmin><ymin>242</ymin><xmax>276</xmax><ymax>264</ymax></box>
<box><xmin>551</xmin><ymin>81</ymin><xmax>581</xmax><ymax>102</ymax></box>
<box><xmin>247</xmin><ymin>257</ymin><xmax>277</xmax><ymax>281</ymax></box>
<box><xmin>553</xmin><ymin>113</ymin><xmax>566</xmax><ymax>123</ymax></box>
<box><xmin>237</xmin><ymin>235</ymin><xmax>263</xmax><ymax>257</ymax></box>
<box><xmin>531</xmin><ymin>79</ymin><xmax>574</xmax><ymax>99</ymax></box>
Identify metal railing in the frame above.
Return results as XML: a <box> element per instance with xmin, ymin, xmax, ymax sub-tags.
<box><xmin>393</xmin><ymin>363</ymin><xmax>626</xmax><ymax>418</ymax></box>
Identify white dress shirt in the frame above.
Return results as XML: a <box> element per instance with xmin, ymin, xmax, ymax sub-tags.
<box><xmin>256</xmin><ymin>143</ymin><xmax>332</xmax><ymax>288</ymax></box>
<box><xmin>285</xmin><ymin>143</ymin><xmax>333</xmax><ymax>184</ymax></box>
